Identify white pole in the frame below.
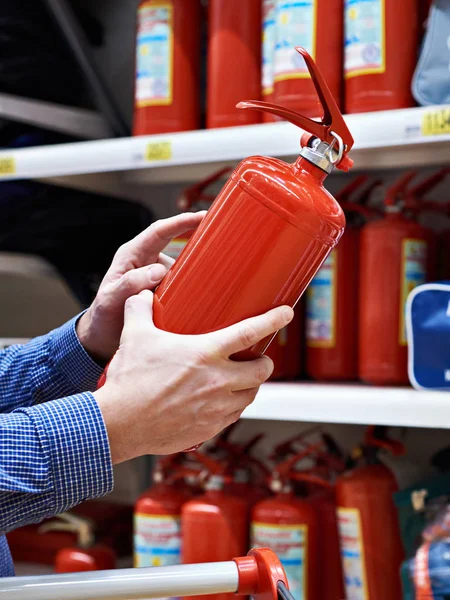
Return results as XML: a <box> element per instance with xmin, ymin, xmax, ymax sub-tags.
<box><xmin>0</xmin><ymin>561</ymin><xmax>240</xmax><ymax>600</ymax></box>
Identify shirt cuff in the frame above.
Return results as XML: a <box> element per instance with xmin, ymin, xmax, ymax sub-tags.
<box><xmin>23</xmin><ymin>392</ymin><xmax>114</xmax><ymax>512</ymax></box>
<box><xmin>50</xmin><ymin>313</ymin><xmax>104</xmax><ymax>393</ymax></box>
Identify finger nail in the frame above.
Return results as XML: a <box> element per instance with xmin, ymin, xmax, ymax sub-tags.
<box><xmin>148</xmin><ymin>264</ymin><xmax>166</xmax><ymax>283</ymax></box>
<box><xmin>281</xmin><ymin>306</ymin><xmax>294</xmax><ymax>323</ymax></box>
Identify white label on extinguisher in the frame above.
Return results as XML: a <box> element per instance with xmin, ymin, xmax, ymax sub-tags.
<box><xmin>262</xmin><ymin>1</ymin><xmax>277</xmax><ymax>95</ymax></box>
<box><xmin>344</xmin><ymin>0</ymin><xmax>385</xmax><ymax>78</ymax></box>
<box><xmin>251</xmin><ymin>522</ymin><xmax>307</xmax><ymax>600</ymax></box>
<box><xmin>337</xmin><ymin>508</ymin><xmax>368</xmax><ymax>600</ymax></box>
<box><xmin>305</xmin><ymin>252</ymin><xmax>336</xmax><ymax>347</ymax></box>
<box><xmin>135</xmin><ymin>2</ymin><xmax>173</xmax><ymax>107</ymax></box>
<box><xmin>274</xmin><ymin>0</ymin><xmax>317</xmax><ymax>82</ymax></box>
<box><xmin>399</xmin><ymin>239</ymin><xmax>428</xmax><ymax>345</ymax></box>
<box><xmin>134</xmin><ymin>514</ymin><xmax>181</xmax><ymax>569</ymax></box>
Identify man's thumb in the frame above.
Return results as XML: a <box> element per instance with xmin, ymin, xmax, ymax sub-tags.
<box><xmin>123</xmin><ymin>289</ymin><xmax>155</xmax><ymax>329</ymax></box>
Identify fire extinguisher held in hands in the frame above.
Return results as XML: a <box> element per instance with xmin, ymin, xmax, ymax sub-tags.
<box><xmin>134</xmin><ymin>455</ymin><xmax>194</xmax><ymax>569</ymax></box>
<box><xmin>181</xmin><ymin>451</ymin><xmax>248</xmax><ymax>600</ymax></box>
<box><xmin>163</xmin><ymin>167</ymin><xmax>231</xmax><ymax>261</ymax></box>
<box><xmin>306</xmin><ymin>176</ymin><xmax>380</xmax><ymax>381</ymax></box>
<box><xmin>207</xmin><ymin>0</ymin><xmax>262</xmax><ymax>129</ymax></box>
<box><xmin>153</xmin><ymin>47</ymin><xmax>353</xmax><ymax>359</ymax></box>
<box><xmin>133</xmin><ymin>0</ymin><xmax>201</xmax><ymax>136</ymax></box>
<box><xmin>344</xmin><ymin>0</ymin><xmax>419</xmax><ymax>113</ymax></box>
<box><xmin>336</xmin><ymin>427</ymin><xmax>405</xmax><ymax>600</ymax></box>
<box><xmin>251</xmin><ymin>448</ymin><xmax>324</xmax><ymax>600</ymax></box>
<box><xmin>39</xmin><ymin>513</ymin><xmax>116</xmax><ymax>573</ymax></box>
<box><xmin>274</xmin><ymin>0</ymin><xmax>342</xmax><ymax>117</ymax></box>
<box><xmin>359</xmin><ymin>172</ymin><xmax>432</xmax><ymax>386</ymax></box>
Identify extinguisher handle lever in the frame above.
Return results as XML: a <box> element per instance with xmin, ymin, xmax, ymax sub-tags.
<box><xmin>407</xmin><ymin>167</ymin><xmax>450</xmax><ymax>200</ymax></box>
<box><xmin>385</xmin><ymin>171</ymin><xmax>417</xmax><ymax>207</ymax></box>
<box><xmin>237</xmin><ymin>48</ymin><xmax>354</xmax><ymax>156</ymax></box>
<box><xmin>178</xmin><ymin>166</ymin><xmax>231</xmax><ymax>211</ymax></box>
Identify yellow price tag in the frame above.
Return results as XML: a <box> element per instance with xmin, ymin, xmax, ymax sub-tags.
<box><xmin>422</xmin><ymin>108</ymin><xmax>450</xmax><ymax>137</ymax></box>
<box><xmin>145</xmin><ymin>141</ymin><xmax>172</xmax><ymax>162</ymax></box>
<box><xmin>0</xmin><ymin>157</ymin><xmax>16</xmax><ymax>176</ymax></box>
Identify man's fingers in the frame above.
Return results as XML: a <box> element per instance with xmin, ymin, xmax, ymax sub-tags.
<box><xmin>112</xmin><ymin>264</ymin><xmax>167</xmax><ymax>306</ymax></box>
<box><xmin>123</xmin><ymin>289</ymin><xmax>155</xmax><ymax>329</ymax></box>
<box><xmin>229</xmin><ymin>356</ymin><xmax>274</xmax><ymax>391</ymax></box>
<box><xmin>116</xmin><ymin>212</ymin><xmax>206</xmax><ymax>270</ymax></box>
<box><xmin>158</xmin><ymin>253</ymin><xmax>175</xmax><ymax>269</ymax></box>
<box><xmin>207</xmin><ymin>306</ymin><xmax>294</xmax><ymax>357</ymax></box>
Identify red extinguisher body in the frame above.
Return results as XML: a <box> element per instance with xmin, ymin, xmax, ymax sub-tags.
<box><xmin>274</xmin><ymin>0</ymin><xmax>342</xmax><ymax>117</ymax></box>
<box><xmin>336</xmin><ymin>463</ymin><xmax>404</xmax><ymax>600</ymax></box>
<box><xmin>182</xmin><ymin>486</ymin><xmax>248</xmax><ymax>600</ymax></box>
<box><xmin>207</xmin><ymin>0</ymin><xmax>261</xmax><ymax>129</ymax></box>
<box><xmin>251</xmin><ymin>492</ymin><xmax>319</xmax><ymax>600</ymax></box>
<box><xmin>359</xmin><ymin>213</ymin><xmax>429</xmax><ymax>385</ymax></box>
<box><xmin>344</xmin><ymin>0</ymin><xmax>418</xmax><ymax>113</ymax></box>
<box><xmin>133</xmin><ymin>0</ymin><xmax>201</xmax><ymax>135</ymax></box>
<box><xmin>306</xmin><ymin>226</ymin><xmax>359</xmax><ymax>381</ymax></box>
<box><xmin>55</xmin><ymin>545</ymin><xmax>116</xmax><ymax>573</ymax></box>
<box><xmin>154</xmin><ymin>157</ymin><xmax>345</xmax><ymax>358</ymax></box>
<box><xmin>134</xmin><ymin>482</ymin><xmax>190</xmax><ymax>569</ymax></box>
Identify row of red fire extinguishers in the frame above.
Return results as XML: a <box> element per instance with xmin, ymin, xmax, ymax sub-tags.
<box><xmin>165</xmin><ymin>166</ymin><xmax>450</xmax><ymax>387</ymax></box>
<box><xmin>131</xmin><ymin>423</ymin><xmax>406</xmax><ymax>600</ymax></box>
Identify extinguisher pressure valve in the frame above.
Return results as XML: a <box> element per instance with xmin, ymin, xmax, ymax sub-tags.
<box><xmin>237</xmin><ymin>47</ymin><xmax>354</xmax><ymax>174</ymax></box>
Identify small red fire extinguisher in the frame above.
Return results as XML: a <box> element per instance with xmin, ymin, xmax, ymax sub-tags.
<box><xmin>181</xmin><ymin>451</ymin><xmax>249</xmax><ymax>600</ymax></box>
<box><xmin>39</xmin><ymin>513</ymin><xmax>116</xmax><ymax>573</ymax></box>
<box><xmin>359</xmin><ymin>172</ymin><xmax>433</xmax><ymax>385</ymax></box>
<box><xmin>251</xmin><ymin>448</ymin><xmax>324</xmax><ymax>600</ymax></box>
<box><xmin>152</xmin><ymin>47</ymin><xmax>353</xmax><ymax>359</ymax></box>
<box><xmin>207</xmin><ymin>0</ymin><xmax>262</xmax><ymax>129</ymax></box>
<box><xmin>344</xmin><ymin>0</ymin><xmax>419</xmax><ymax>113</ymax></box>
<box><xmin>163</xmin><ymin>167</ymin><xmax>231</xmax><ymax>261</ymax></box>
<box><xmin>134</xmin><ymin>454</ymin><xmax>195</xmax><ymax>569</ymax></box>
<box><xmin>306</xmin><ymin>176</ymin><xmax>380</xmax><ymax>381</ymax></box>
<box><xmin>133</xmin><ymin>0</ymin><xmax>201</xmax><ymax>136</ymax></box>
<box><xmin>336</xmin><ymin>426</ymin><xmax>405</xmax><ymax>600</ymax></box>
<box><xmin>274</xmin><ymin>0</ymin><xmax>342</xmax><ymax>118</ymax></box>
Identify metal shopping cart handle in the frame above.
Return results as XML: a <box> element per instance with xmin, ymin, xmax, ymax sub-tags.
<box><xmin>0</xmin><ymin>547</ymin><xmax>289</xmax><ymax>600</ymax></box>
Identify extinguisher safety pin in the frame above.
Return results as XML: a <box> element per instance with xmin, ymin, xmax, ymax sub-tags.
<box><xmin>326</xmin><ymin>132</ymin><xmax>344</xmax><ymax>165</ymax></box>
<box><xmin>278</xmin><ymin>581</ymin><xmax>296</xmax><ymax>600</ymax></box>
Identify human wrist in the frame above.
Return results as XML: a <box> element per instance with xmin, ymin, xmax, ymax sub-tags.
<box><xmin>93</xmin><ymin>387</ymin><xmax>135</xmax><ymax>465</ymax></box>
<box><xmin>76</xmin><ymin>308</ymin><xmax>110</xmax><ymax>367</ymax></box>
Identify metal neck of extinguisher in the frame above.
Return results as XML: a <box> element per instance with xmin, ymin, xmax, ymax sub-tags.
<box><xmin>237</xmin><ymin>47</ymin><xmax>354</xmax><ymax>174</ymax></box>
<box><xmin>188</xmin><ymin>450</ymin><xmax>228</xmax><ymax>490</ymax></box>
<box><xmin>361</xmin><ymin>426</ymin><xmax>406</xmax><ymax>465</ymax></box>
<box><xmin>178</xmin><ymin>167</ymin><xmax>231</xmax><ymax>211</ymax></box>
<box><xmin>270</xmin><ymin>442</ymin><xmax>325</xmax><ymax>492</ymax></box>
<box><xmin>384</xmin><ymin>171</ymin><xmax>417</xmax><ymax>213</ymax></box>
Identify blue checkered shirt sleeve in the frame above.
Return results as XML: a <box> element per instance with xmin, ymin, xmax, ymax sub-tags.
<box><xmin>0</xmin><ymin>315</ymin><xmax>114</xmax><ymax>576</ymax></box>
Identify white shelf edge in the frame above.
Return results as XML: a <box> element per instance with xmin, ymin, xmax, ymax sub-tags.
<box><xmin>243</xmin><ymin>382</ymin><xmax>450</xmax><ymax>429</ymax></box>
<box><xmin>0</xmin><ymin>105</ymin><xmax>448</xmax><ymax>191</ymax></box>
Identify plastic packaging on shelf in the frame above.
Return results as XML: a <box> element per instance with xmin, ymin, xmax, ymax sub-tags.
<box><xmin>344</xmin><ymin>0</ymin><xmax>419</xmax><ymax>113</ymax></box>
<box><xmin>274</xmin><ymin>0</ymin><xmax>342</xmax><ymax>117</ymax></box>
<box><xmin>133</xmin><ymin>0</ymin><xmax>201</xmax><ymax>135</ymax></box>
<box><xmin>207</xmin><ymin>0</ymin><xmax>261</xmax><ymax>128</ymax></box>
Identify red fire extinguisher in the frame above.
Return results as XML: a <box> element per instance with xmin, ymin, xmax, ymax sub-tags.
<box><xmin>274</xmin><ymin>1</ymin><xmax>342</xmax><ymax>118</ymax></box>
<box><xmin>261</xmin><ymin>0</ymin><xmax>277</xmax><ymax>122</ymax></box>
<box><xmin>207</xmin><ymin>0</ymin><xmax>262</xmax><ymax>129</ymax></box>
<box><xmin>306</xmin><ymin>176</ymin><xmax>380</xmax><ymax>381</ymax></box>
<box><xmin>251</xmin><ymin>447</ymin><xmax>324</xmax><ymax>600</ymax></box>
<box><xmin>181</xmin><ymin>451</ymin><xmax>249</xmax><ymax>600</ymax></box>
<box><xmin>152</xmin><ymin>48</ymin><xmax>353</xmax><ymax>360</ymax></box>
<box><xmin>39</xmin><ymin>513</ymin><xmax>116</xmax><ymax>573</ymax></box>
<box><xmin>163</xmin><ymin>167</ymin><xmax>231</xmax><ymax>261</ymax></box>
<box><xmin>266</xmin><ymin>304</ymin><xmax>303</xmax><ymax>380</ymax></box>
<box><xmin>336</xmin><ymin>426</ymin><xmax>405</xmax><ymax>600</ymax></box>
<box><xmin>134</xmin><ymin>454</ymin><xmax>195</xmax><ymax>569</ymax></box>
<box><xmin>133</xmin><ymin>0</ymin><xmax>201</xmax><ymax>136</ymax></box>
<box><xmin>359</xmin><ymin>172</ymin><xmax>433</xmax><ymax>385</ymax></box>
<box><xmin>344</xmin><ymin>0</ymin><xmax>419</xmax><ymax>113</ymax></box>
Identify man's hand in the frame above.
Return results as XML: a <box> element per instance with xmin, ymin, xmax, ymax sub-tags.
<box><xmin>94</xmin><ymin>289</ymin><xmax>293</xmax><ymax>463</ymax></box>
<box><xmin>77</xmin><ymin>212</ymin><xmax>206</xmax><ymax>364</ymax></box>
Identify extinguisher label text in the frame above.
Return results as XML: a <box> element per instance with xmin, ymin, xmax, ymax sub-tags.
<box><xmin>344</xmin><ymin>0</ymin><xmax>385</xmax><ymax>78</ymax></box>
<box><xmin>251</xmin><ymin>522</ymin><xmax>307</xmax><ymax>600</ymax></box>
<box><xmin>306</xmin><ymin>252</ymin><xmax>336</xmax><ymax>347</ymax></box>
<box><xmin>136</xmin><ymin>3</ymin><xmax>173</xmax><ymax>107</ymax></box>
<box><xmin>274</xmin><ymin>0</ymin><xmax>317</xmax><ymax>82</ymax></box>
<box><xmin>337</xmin><ymin>508</ymin><xmax>368</xmax><ymax>600</ymax></box>
<box><xmin>400</xmin><ymin>239</ymin><xmax>428</xmax><ymax>345</ymax></box>
<box><xmin>134</xmin><ymin>513</ymin><xmax>181</xmax><ymax>571</ymax></box>
<box><xmin>262</xmin><ymin>1</ymin><xmax>277</xmax><ymax>95</ymax></box>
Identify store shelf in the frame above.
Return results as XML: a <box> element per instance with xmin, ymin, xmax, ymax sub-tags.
<box><xmin>0</xmin><ymin>105</ymin><xmax>449</xmax><ymax>197</ymax></box>
<box><xmin>244</xmin><ymin>382</ymin><xmax>450</xmax><ymax>429</ymax></box>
